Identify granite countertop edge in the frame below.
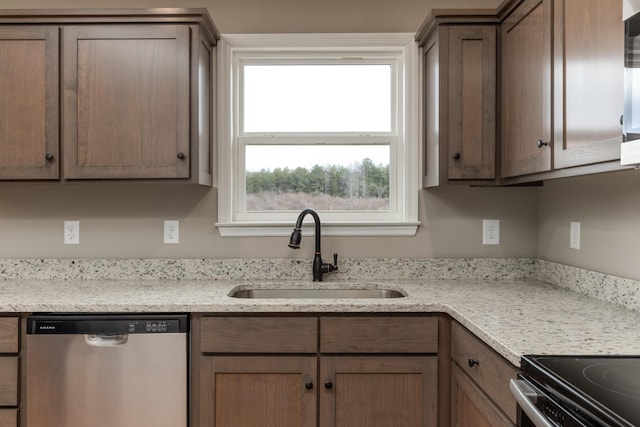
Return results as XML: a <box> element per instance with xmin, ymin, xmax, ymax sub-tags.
<box><xmin>2</xmin><ymin>277</ymin><xmax>640</xmax><ymax>367</ymax></box>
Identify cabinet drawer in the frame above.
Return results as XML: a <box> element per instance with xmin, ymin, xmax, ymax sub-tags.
<box><xmin>451</xmin><ymin>322</ymin><xmax>518</xmax><ymax>422</ymax></box>
<box><xmin>0</xmin><ymin>358</ymin><xmax>18</xmax><ymax>406</ymax></box>
<box><xmin>320</xmin><ymin>317</ymin><xmax>438</xmax><ymax>353</ymax></box>
<box><xmin>0</xmin><ymin>318</ymin><xmax>18</xmax><ymax>353</ymax></box>
<box><xmin>200</xmin><ymin>317</ymin><xmax>317</xmax><ymax>353</ymax></box>
<box><xmin>0</xmin><ymin>408</ymin><xmax>17</xmax><ymax>427</ymax></box>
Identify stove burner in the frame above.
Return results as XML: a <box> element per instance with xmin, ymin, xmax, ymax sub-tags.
<box><xmin>583</xmin><ymin>363</ymin><xmax>640</xmax><ymax>400</ymax></box>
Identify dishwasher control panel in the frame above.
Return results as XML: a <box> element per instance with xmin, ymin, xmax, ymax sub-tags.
<box><xmin>27</xmin><ymin>314</ymin><xmax>189</xmax><ymax>334</ymax></box>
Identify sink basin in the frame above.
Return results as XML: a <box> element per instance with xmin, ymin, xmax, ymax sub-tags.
<box><xmin>229</xmin><ymin>288</ymin><xmax>406</xmax><ymax>299</ymax></box>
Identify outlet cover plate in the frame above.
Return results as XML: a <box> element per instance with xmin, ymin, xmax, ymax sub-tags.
<box><xmin>64</xmin><ymin>220</ymin><xmax>79</xmax><ymax>245</ymax></box>
<box><xmin>483</xmin><ymin>219</ymin><xmax>500</xmax><ymax>245</ymax></box>
<box><xmin>570</xmin><ymin>221</ymin><xmax>581</xmax><ymax>250</ymax></box>
<box><xmin>164</xmin><ymin>220</ymin><xmax>179</xmax><ymax>244</ymax></box>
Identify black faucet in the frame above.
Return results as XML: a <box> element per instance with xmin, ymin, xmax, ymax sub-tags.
<box><xmin>288</xmin><ymin>208</ymin><xmax>338</xmax><ymax>281</ymax></box>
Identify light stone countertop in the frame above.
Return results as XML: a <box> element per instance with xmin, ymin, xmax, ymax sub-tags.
<box><xmin>2</xmin><ymin>278</ymin><xmax>640</xmax><ymax>367</ymax></box>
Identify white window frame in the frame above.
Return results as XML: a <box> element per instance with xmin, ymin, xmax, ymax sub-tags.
<box><xmin>216</xmin><ymin>33</ymin><xmax>420</xmax><ymax>237</ymax></box>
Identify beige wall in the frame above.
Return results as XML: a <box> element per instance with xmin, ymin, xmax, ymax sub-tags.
<box><xmin>0</xmin><ymin>183</ymin><xmax>538</xmax><ymax>260</ymax></box>
<box><xmin>537</xmin><ymin>169</ymin><xmax>640</xmax><ymax>281</ymax></box>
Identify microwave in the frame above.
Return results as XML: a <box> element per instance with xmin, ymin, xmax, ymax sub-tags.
<box><xmin>623</xmin><ymin>0</ymin><xmax>640</xmax><ymax>165</ymax></box>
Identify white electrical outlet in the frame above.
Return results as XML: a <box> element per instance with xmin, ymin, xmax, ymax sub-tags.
<box><xmin>482</xmin><ymin>219</ymin><xmax>500</xmax><ymax>245</ymax></box>
<box><xmin>64</xmin><ymin>221</ymin><xmax>79</xmax><ymax>245</ymax></box>
<box><xmin>164</xmin><ymin>220</ymin><xmax>179</xmax><ymax>244</ymax></box>
<box><xmin>570</xmin><ymin>221</ymin><xmax>581</xmax><ymax>250</ymax></box>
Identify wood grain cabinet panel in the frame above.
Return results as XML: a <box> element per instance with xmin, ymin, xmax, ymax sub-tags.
<box><xmin>200</xmin><ymin>316</ymin><xmax>318</xmax><ymax>353</ymax></box>
<box><xmin>63</xmin><ymin>25</ymin><xmax>191</xmax><ymax>180</ymax></box>
<box><xmin>553</xmin><ymin>0</ymin><xmax>624</xmax><ymax>169</ymax></box>
<box><xmin>447</xmin><ymin>26</ymin><xmax>496</xmax><ymax>181</ymax></box>
<box><xmin>320</xmin><ymin>316</ymin><xmax>438</xmax><ymax>353</ymax></box>
<box><xmin>0</xmin><ymin>26</ymin><xmax>58</xmax><ymax>180</ymax></box>
<box><xmin>420</xmin><ymin>23</ymin><xmax>497</xmax><ymax>187</ymax></box>
<box><xmin>0</xmin><ymin>358</ymin><xmax>18</xmax><ymax>407</ymax></box>
<box><xmin>319</xmin><ymin>356</ymin><xmax>438</xmax><ymax>427</ymax></box>
<box><xmin>451</xmin><ymin>364</ymin><xmax>513</xmax><ymax>427</ymax></box>
<box><xmin>501</xmin><ymin>0</ymin><xmax>552</xmax><ymax>178</ymax></box>
<box><xmin>0</xmin><ymin>409</ymin><xmax>18</xmax><ymax>427</ymax></box>
<box><xmin>0</xmin><ymin>317</ymin><xmax>19</xmax><ymax>353</ymax></box>
<box><xmin>199</xmin><ymin>356</ymin><xmax>317</xmax><ymax>427</ymax></box>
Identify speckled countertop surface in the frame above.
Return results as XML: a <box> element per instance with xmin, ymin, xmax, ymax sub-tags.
<box><xmin>2</xmin><ymin>277</ymin><xmax>640</xmax><ymax>367</ymax></box>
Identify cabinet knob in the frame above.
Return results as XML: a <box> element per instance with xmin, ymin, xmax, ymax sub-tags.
<box><xmin>453</xmin><ymin>152</ymin><xmax>461</xmax><ymax>161</ymax></box>
<box><xmin>468</xmin><ymin>358</ymin><xmax>480</xmax><ymax>368</ymax></box>
<box><xmin>536</xmin><ymin>140</ymin><xmax>549</xmax><ymax>148</ymax></box>
<box><xmin>324</xmin><ymin>381</ymin><xmax>333</xmax><ymax>390</ymax></box>
<box><xmin>45</xmin><ymin>153</ymin><xmax>54</xmax><ymax>162</ymax></box>
<box><xmin>177</xmin><ymin>152</ymin><xmax>186</xmax><ymax>160</ymax></box>
<box><xmin>305</xmin><ymin>381</ymin><xmax>313</xmax><ymax>390</ymax></box>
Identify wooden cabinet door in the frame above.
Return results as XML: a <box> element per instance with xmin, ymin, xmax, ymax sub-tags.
<box><xmin>0</xmin><ymin>26</ymin><xmax>58</xmax><ymax>180</ymax></box>
<box><xmin>451</xmin><ymin>364</ymin><xmax>514</xmax><ymax>427</ymax></box>
<box><xmin>199</xmin><ymin>356</ymin><xmax>316</xmax><ymax>427</ymax></box>
<box><xmin>319</xmin><ymin>356</ymin><xmax>438</xmax><ymax>427</ymax></box>
<box><xmin>447</xmin><ymin>25</ymin><xmax>496</xmax><ymax>180</ymax></box>
<box><xmin>553</xmin><ymin>0</ymin><xmax>624</xmax><ymax>168</ymax></box>
<box><xmin>501</xmin><ymin>0</ymin><xmax>552</xmax><ymax>178</ymax></box>
<box><xmin>0</xmin><ymin>358</ymin><xmax>18</xmax><ymax>407</ymax></box>
<box><xmin>63</xmin><ymin>25</ymin><xmax>190</xmax><ymax>179</ymax></box>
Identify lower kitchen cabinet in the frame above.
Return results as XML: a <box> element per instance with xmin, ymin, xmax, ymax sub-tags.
<box><xmin>199</xmin><ymin>356</ymin><xmax>317</xmax><ymax>427</ymax></box>
<box><xmin>0</xmin><ymin>317</ymin><xmax>19</xmax><ymax>427</ymax></box>
<box><xmin>319</xmin><ymin>356</ymin><xmax>437</xmax><ymax>427</ymax></box>
<box><xmin>451</xmin><ymin>364</ymin><xmax>513</xmax><ymax>427</ymax></box>
<box><xmin>194</xmin><ymin>314</ymin><xmax>439</xmax><ymax>427</ymax></box>
<box><xmin>451</xmin><ymin>322</ymin><xmax>518</xmax><ymax>426</ymax></box>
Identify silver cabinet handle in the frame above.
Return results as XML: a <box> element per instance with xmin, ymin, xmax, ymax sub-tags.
<box><xmin>509</xmin><ymin>379</ymin><xmax>554</xmax><ymax>427</ymax></box>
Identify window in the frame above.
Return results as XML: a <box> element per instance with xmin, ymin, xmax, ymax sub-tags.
<box><xmin>217</xmin><ymin>34</ymin><xmax>420</xmax><ymax>236</ymax></box>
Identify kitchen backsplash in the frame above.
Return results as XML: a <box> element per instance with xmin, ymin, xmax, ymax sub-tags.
<box><xmin>535</xmin><ymin>259</ymin><xmax>640</xmax><ymax>312</ymax></box>
<box><xmin>1</xmin><ymin>257</ymin><xmax>638</xmax><ymax>311</ymax></box>
<box><xmin>0</xmin><ymin>257</ymin><xmax>535</xmax><ymax>281</ymax></box>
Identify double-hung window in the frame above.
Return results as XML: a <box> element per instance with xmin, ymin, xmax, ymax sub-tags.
<box><xmin>217</xmin><ymin>34</ymin><xmax>419</xmax><ymax>236</ymax></box>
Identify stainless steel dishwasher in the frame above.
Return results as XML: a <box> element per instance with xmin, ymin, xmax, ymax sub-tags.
<box><xmin>26</xmin><ymin>314</ymin><xmax>189</xmax><ymax>427</ymax></box>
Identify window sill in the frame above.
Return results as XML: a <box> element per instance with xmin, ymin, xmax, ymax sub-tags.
<box><xmin>216</xmin><ymin>221</ymin><xmax>420</xmax><ymax>237</ymax></box>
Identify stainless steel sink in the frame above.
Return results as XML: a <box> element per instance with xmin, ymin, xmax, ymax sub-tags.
<box><xmin>229</xmin><ymin>288</ymin><xmax>406</xmax><ymax>299</ymax></box>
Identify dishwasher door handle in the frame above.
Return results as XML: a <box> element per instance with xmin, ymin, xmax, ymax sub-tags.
<box><xmin>85</xmin><ymin>334</ymin><xmax>129</xmax><ymax>346</ymax></box>
<box><xmin>510</xmin><ymin>379</ymin><xmax>554</xmax><ymax>427</ymax></box>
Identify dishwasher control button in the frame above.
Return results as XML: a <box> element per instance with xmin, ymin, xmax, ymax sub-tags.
<box><xmin>128</xmin><ymin>323</ymin><xmax>136</xmax><ymax>333</ymax></box>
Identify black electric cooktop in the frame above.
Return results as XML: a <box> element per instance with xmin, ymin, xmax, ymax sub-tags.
<box><xmin>522</xmin><ymin>355</ymin><xmax>640</xmax><ymax>426</ymax></box>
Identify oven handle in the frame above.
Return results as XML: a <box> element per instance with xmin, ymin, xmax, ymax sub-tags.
<box><xmin>509</xmin><ymin>379</ymin><xmax>554</xmax><ymax>427</ymax></box>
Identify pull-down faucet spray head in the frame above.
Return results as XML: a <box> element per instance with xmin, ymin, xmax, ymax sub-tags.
<box><xmin>288</xmin><ymin>228</ymin><xmax>302</xmax><ymax>249</ymax></box>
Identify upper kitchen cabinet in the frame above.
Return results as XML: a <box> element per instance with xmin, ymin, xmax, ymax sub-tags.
<box><xmin>0</xmin><ymin>9</ymin><xmax>218</xmax><ymax>185</ymax></box>
<box><xmin>501</xmin><ymin>0</ymin><xmax>624</xmax><ymax>182</ymax></box>
<box><xmin>0</xmin><ymin>26</ymin><xmax>59</xmax><ymax>180</ymax></box>
<box><xmin>63</xmin><ymin>25</ymin><xmax>191</xmax><ymax>180</ymax></box>
<box><xmin>552</xmin><ymin>0</ymin><xmax>623</xmax><ymax>169</ymax></box>
<box><xmin>417</xmin><ymin>13</ymin><xmax>499</xmax><ymax>187</ymax></box>
<box><xmin>501</xmin><ymin>0</ymin><xmax>552</xmax><ymax>179</ymax></box>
